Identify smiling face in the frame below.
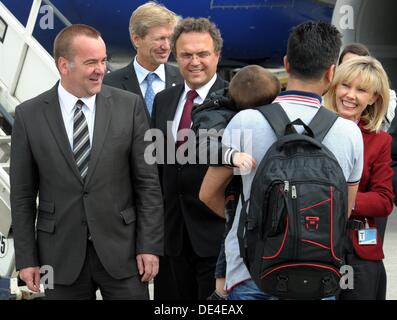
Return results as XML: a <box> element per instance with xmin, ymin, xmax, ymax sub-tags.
<box><xmin>133</xmin><ymin>24</ymin><xmax>174</xmax><ymax>71</ymax></box>
<box><xmin>59</xmin><ymin>35</ymin><xmax>107</xmax><ymax>97</ymax></box>
<box><xmin>175</xmin><ymin>31</ymin><xmax>220</xmax><ymax>89</ymax></box>
<box><xmin>335</xmin><ymin>75</ymin><xmax>378</xmax><ymax>122</ymax></box>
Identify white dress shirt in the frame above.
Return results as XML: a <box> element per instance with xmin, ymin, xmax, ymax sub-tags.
<box><xmin>134</xmin><ymin>57</ymin><xmax>166</xmax><ymax>96</ymax></box>
<box><xmin>58</xmin><ymin>82</ymin><xmax>96</xmax><ymax>149</ymax></box>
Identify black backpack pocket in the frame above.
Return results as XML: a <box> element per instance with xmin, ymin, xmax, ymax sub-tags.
<box><xmin>297</xmin><ymin>183</ymin><xmax>343</xmax><ymax>263</ymax></box>
<box><xmin>261</xmin><ymin>182</ymin><xmax>291</xmax><ymax>260</ymax></box>
<box><xmin>260</xmin><ymin>262</ymin><xmax>341</xmax><ymax>299</ymax></box>
<box><xmin>264</xmin><ymin>182</ymin><xmax>288</xmax><ymax>237</ymax></box>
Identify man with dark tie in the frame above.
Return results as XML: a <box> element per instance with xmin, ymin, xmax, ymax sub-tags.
<box><xmin>103</xmin><ymin>1</ymin><xmax>183</xmax><ymax>117</ymax></box>
<box><xmin>10</xmin><ymin>24</ymin><xmax>163</xmax><ymax>300</ymax></box>
<box><xmin>151</xmin><ymin>17</ymin><xmax>228</xmax><ymax>300</ymax></box>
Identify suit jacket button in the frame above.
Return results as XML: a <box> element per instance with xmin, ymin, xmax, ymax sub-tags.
<box><xmin>83</xmin><ymin>192</ymin><xmax>88</xmax><ymax>197</ymax></box>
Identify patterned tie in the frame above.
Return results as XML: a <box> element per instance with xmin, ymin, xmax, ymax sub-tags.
<box><xmin>73</xmin><ymin>100</ymin><xmax>90</xmax><ymax>180</ymax></box>
<box><xmin>144</xmin><ymin>72</ymin><xmax>157</xmax><ymax>115</ymax></box>
<box><xmin>177</xmin><ymin>90</ymin><xmax>198</xmax><ymax>146</ymax></box>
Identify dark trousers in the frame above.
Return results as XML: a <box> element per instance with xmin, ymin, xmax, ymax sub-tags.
<box><xmin>153</xmin><ymin>256</ymin><xmax>181</xmax><ymax>300</ymax></box>
<box><xmin>340</xmin><ymin>252</ymin><xmax>387</xmax><ymax>300</ymax></box>
<box><xmin>167</xmin><ymin>233</ymin><xmax>218</xmax><ymax>300</ymax></box>
<box><xmin>44</xmin><ymin>241</ymin><xmax>149</xmax><ymax>300</ymax></box>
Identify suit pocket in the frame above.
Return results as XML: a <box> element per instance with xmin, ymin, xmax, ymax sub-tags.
<box><xmin>120</xmin><ymin>207</ymin><xmax>136</xmax><ymax>225</ymax></box>
<box><xmin>38</xmin><ymin>200</ymin><xmax>55</xmax><ymax>214</ymax></box>
<box><xmin>36</xmin><ymin>217</ymin><xmax>55</xmax><ymax>233</ymax></box>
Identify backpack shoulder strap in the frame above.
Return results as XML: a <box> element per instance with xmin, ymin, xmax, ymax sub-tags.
<box><xmin>308</xmin><ymin>106</ymin><xmax>338</xmax><ymax>143</ymax></box>
<box><xmin>256</xmin><ymin>103</ymin><xmax>294</xmax><ymax>138</ymax></box>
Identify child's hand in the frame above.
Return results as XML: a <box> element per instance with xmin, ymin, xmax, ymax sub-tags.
<box><xmin>232</xmin><ymin>152</ymin><xmax>256</xmax><ymax>170</ymax></box>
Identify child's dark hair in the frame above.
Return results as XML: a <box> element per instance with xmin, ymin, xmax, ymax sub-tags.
<box><xmin>229</xmin><ymin>65</ymin><xmax>281</xmax><ymax>109</ymax></box>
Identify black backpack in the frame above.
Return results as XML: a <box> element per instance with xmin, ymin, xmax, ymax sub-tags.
<box><xmin>237</xmin><ymin>103</ymin><xmax>348</xmax><ymax>299</ymax></box>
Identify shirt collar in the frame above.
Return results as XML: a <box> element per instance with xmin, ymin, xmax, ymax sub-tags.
<box><xmin>183</xmin><ymin>73</ymin><xmax>217</xmax><ymax>101</ymax></box>
<box><xmin>273</xmin><ymin>90</ymin><xmax>322</xmax><ymax>108</ymax></box>
<box><xmin>58</xmin><ymin>82</ymin><xmax>96</xmax><ymax>113</ymax></box>
<box><xmin>133</xmin><ymin>57</ymin><xmax>166</xmax><ymax>84</ymax></box>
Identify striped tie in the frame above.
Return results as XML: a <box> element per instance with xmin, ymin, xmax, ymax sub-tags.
<box><xmin>73</xmin><ymin>100</ymin><xmax>90</xmax><ymax>179</ymax></box>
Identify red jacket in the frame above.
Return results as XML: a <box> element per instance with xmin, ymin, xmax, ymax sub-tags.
<box><xmin>350</xmin><ymin>122</ymin><xmax>394</xmax><ymax>260</ymax></box>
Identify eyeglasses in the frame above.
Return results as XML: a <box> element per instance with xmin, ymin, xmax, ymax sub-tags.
<box><xmin>178</xmin><ymin>51</ymin><xmax>212</xmax><ymax>62</ymax></box>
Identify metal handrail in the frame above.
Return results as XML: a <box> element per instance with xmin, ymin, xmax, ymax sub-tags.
<box><xmin>35</xmin><ymin>0</ymin><xmax>113</xmax><ymax>71</ymax></box>
<box><xmin>41</xmin><ymin>0</ymin><xmax>72</xmax><ymax>27</ymax></box>
<box><xmin>0</xmin><ymin>104</ymin><xmax>14</xmax><ymax>128</ymax></box>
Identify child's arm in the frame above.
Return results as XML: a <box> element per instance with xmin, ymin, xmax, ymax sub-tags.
<box><xmin>230</xmin><ymin>151</ymin><xmax>257</xmax><ymax>170</ymax></box>
<box><xmin>215</xmin><ymin>277</ymin><xmax>228</xmax><ymax>297</ymax></box>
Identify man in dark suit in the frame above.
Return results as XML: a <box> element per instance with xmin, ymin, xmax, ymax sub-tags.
<box><xmin>10</xmin><ymin>24</ymin><xmax>163</xmax><ymax>300</ymax></box>
<box><xmin>104</xmin><ymin>2</ymin><xmax>182</xmax><ymax>299</ymax></box>
<box><xmin>151</xmin><ymin>18</ymin><xmax>227</xmax><ymax>300</ymax></box>
<box><xmin>103</xmin><ymin>2</ymin><xmax>182</xmax><ymax>118</ymax></box>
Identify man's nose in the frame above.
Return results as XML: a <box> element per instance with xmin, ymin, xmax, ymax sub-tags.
<box><xmin>95</xmin><ymin>62</ymin><xmax>106</xmax><ymax>74</ymax></box>
<box><xmin>162</xmin><ymin>38</ymin><xmax>171</xmax><ymax>49</ymax></box>
<box><xmin>190</xmin><ymin>54</ymin><xmax>201</xmax><ymax>64</ymax></box>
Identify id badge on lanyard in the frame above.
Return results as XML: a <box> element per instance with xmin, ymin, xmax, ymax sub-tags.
<box><xmin>358</xmin><ymin>219</ymin><xmax>377</xmax><ymax>245</ymax></box>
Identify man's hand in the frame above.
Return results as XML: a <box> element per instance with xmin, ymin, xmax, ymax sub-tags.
<box><xmin>136</xmin><ymin>254</ymin><xmax>159</xmax><ymax>282</ymax></box>
<box><xmin>19</xmin><ymin>267</ymin><xmax>41</xmax><ymax>292</ymax></box>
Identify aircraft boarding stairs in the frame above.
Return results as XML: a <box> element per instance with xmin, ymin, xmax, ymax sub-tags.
<box><xmin>0</xmin><ymin>0</ymin><xmax>62</xmax><ymax>299</ymax></box>
<box><xmin>0</xmin><ymin>127</ymin><xmax>16</xmax><ymax>299</ymax></box>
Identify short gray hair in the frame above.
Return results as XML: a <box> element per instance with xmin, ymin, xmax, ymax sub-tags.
<box><xmin>129</xmin><ymin>1</ymin><xmax>179</xmax><ymax>39</ymax></box>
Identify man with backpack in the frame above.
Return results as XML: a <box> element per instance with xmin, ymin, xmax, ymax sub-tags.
<box><xmin>199</xmin><ymin>21</ymin><xmax>364</xmax><ymax>300</ymax></box>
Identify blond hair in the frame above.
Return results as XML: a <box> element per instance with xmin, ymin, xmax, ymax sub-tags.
<box><xmin>324</xmin><ymin>56</ymin><xmax>390</xmax><ymax>132</ymax></box>
<box><xmin>129</xmin><ymin>1</ymin><xmax>179</xmax><ymax>41</ymax></box>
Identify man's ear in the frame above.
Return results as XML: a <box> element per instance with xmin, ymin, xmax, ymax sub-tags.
<box><xmin>283</xmin><ymin>55</ymin><xmax>290</xmax><ymax>73</ymax></box>
<box><xmin>325</xmin><ymin>64</ymin><xmax>336</xmax><ymax>84</ymax></box>
<box><xmin>57</xmin><ymin>57</ymin><xmax>69</xmax><ymax>76</ymax></box>
<box><xmin>131</xmin><ymin>33</ymin><xmax>140</xmax><ymax>49</ymax></box>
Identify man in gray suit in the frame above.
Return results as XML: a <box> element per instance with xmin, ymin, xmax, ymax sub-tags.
<box><xmin>10</xmin><ymin>24</ymin><xmax>163</xmax><ymax>300</ymax></box>
<box><xmin>104</xmin><ymin>2</ymin><xmax>182</xmax><ymax>117</ymax></box>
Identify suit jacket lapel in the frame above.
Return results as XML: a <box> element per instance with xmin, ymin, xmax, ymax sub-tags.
<box><xmin>43</xmin><ymin>84</ymin><xmax>83</xmax><ymax>183</ymax></box>
<box><xmin>164</xmin><ymin>64</ymin><xmax>180</xmax><ymax>89</ymax></box>
<box><xmin>122</xmin><ymin>60</ymin><xmax>153</xmax><ymax>119</ymax></box>
<box><xmin>84</xmin><ymin>87</ymin><xmax>111</xmax><ymax>186</ymax></box>
<box><xmin>161</xmin><ymin>84</ymin><xmax>184</xmax><ymax>136</ymax></box>
<box><xmin>208</xmin><ymin>75</ymin><xmax>228</xmax><ymax>95</ymax></box>
<box><xmin>120</xmin><ymin>61</ymin><xmax>143</xmax><ymax>98</ymax></box>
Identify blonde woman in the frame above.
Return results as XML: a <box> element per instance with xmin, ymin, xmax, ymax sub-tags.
<box><xmin>324</xmin><ymin>56</ymin><xmax>394</xmax><ymax>300</ymax></box>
